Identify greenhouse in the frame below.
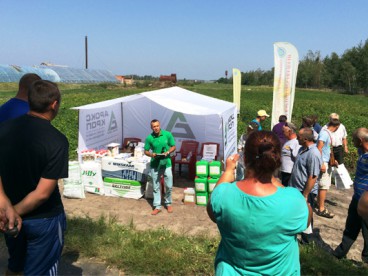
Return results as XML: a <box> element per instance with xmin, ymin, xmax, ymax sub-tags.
<box><xmin>0</xmin><ymin>64</ymin><xmax>118</xmax><ymax>83</ymax></box>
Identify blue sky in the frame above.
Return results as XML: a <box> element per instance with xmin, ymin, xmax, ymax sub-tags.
<box><xmin>1</xmin><ymin>1</ymin><xmax>367</xmax><ymax>80</ymax></box>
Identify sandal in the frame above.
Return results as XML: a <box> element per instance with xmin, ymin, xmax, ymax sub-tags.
<box><xmin>315</xmin><ymin>208</ymin><xmax>335</xmax><ymax>219</ymax></box>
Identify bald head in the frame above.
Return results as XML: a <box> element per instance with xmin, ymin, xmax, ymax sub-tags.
<box><xmin>353</xmin><ymin>128</ymin><xmax>368</xmax><ymax>150</ymax></box>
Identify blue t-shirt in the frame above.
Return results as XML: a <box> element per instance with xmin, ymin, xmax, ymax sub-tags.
<box><xmin>317</xmin><ymin>130</ymin><xmax>331</xmax><ymax>162</ymax></box>
<box><xmin>313</xmin><ymin>122</ymin><xmax>322</xmax><ymax>134</ymax></box>
<box><xmin>251</xmin><ymin>119</ymin><xmax>262</xmax><ymax>131</ymax></box>
<box><xmin>353</xmin><ymin>149</ymin><xmax>368</xmax><ymax>200</ymax></box>
<box><xmin>211</xmin><ymin>183</ymin><xmax>308</xmax><ymax>276</ymax></box>
<box><xmin>289</xmin><ymin>144</ymin><xmax>322</xmax><ymax>194</ymax></box>
<box><xmin>0</xmin><ymin>98</ymin><xmax>29</xmax><ymax>124</ymax></box>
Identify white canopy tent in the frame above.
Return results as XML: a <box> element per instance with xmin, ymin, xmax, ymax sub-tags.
<box><xmin>72</xmin><ymin>87</ymin><xmax>237</xmax><ymax>161</ymax></box>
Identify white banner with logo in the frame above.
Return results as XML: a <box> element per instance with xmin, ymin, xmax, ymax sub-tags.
<box><xmin>122</xmin><ymin>102</ymin><xmax>228</xmax><ymax>160</ymax></box>
<box><xmin>222</xmin><ymin>108</ymin><xmax>237</xmax><ymax>161</ymax></box>
<box><xmin>271</xmin><ymin>42</ymin><xmax>299</xmax><ymax>127</ymax></box>
<box><xmin>78</xmin><ymin>103</ymin><xmax>122</xmax><ymax>153</ymax></box>
<box><xmin>233</xmin><ymin>68</ymin><xmax>241</xmax><ymax>114</ymax></box>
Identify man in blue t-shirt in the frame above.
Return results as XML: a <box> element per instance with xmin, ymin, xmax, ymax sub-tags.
<box><xmin>333</xmin><ymin>128</ymin><xmax>368</xmax><ymax>263</ymax></box>
<box><xmin>315</xmin><ymin>119</ymin><xmax>340</xmax><ymax>219</ymax></box>
<box><xmin>289</xmin><ymin>127</ymin><xmax>322</xmax><ymax>244</ymax></box>
<box><xmin>0</xmin><ymin>73</ymin><xmax>41</xmax><ymax>124</ymax></box>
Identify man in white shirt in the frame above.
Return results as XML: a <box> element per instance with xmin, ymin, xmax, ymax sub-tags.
<box><xmin>322</xmin><ymin>113</ymin><xmax>349</xmax><ymax>164</ymax></box>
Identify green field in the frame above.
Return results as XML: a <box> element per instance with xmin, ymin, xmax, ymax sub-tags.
<box><xmin>0</xmin><ymin>82</ymin><xmax>367</xmax><ymax>274</ymax></box>
<box><xmin>0</xmin><ymin>82</ymin><xmax>365</xmax><ymax>169</ymax></box>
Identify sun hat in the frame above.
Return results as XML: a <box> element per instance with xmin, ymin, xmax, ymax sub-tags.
<box><xmin>257</xmin><ymin>110</ymin><xmax>270</xmax><ymax>117</ymax></box>
<box><xmin>329</xmin><ymin>113</ymin><xmax>339</xmax><ymax>120</ymax></box>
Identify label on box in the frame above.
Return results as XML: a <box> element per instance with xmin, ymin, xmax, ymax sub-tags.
<box><xmin>210</xmin><ymin>166</ymin><xmax>220</xmax><ymax>175</ymax></box>
<box><xmin>197</xmin><ymin>165</ymin><xmax>207</xmax><ymax>174</ymax></box>
<box><xmin>195</xmin><ymin>182</ymin><xmax>206</xmax><ymax>192</ymax></box>
<box><xmin>208</xmin><ymin>183</ymin><xmax>216</xmax><ymax>193</ymax></box>
<box><xmin>103</xmin><ymin>177</ymin><xmax>143</xmax><ymax>199</ymax></box>
<box><xmin>196</xmin><ymin>195</ymin><xmax>207</xmax><ymax>204</ymax></box>
<box><xmin>184</xmin><ymin>195</ymin><xmax>195</xmax><ymax>203</ymax></box>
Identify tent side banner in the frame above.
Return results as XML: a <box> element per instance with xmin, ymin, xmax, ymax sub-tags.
<box><xmin>165</xmin><ymin>112</ymin><xmax>223</xmax><ymax>157</ymax></box>
<box><xmin>77</xmin><ymin>103</ymin><xmax>122</xmax><ymax>154</ymax></box>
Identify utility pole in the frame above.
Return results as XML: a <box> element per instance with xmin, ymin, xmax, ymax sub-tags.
<box><xmin>85</xmin><ymin>36</ymin><xmax>88</xmax><ymax>69</ymax></box>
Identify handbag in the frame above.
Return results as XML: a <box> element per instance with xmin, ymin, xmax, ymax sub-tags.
<box><xmin>325</xmin><ymin>130</ymin><xmax>337</xmax><ymax>167</ymax></box>
<box><xmin>329</xmin><ymin>151</ymin><xmax>337</xmax><ymax>167</ymax></box>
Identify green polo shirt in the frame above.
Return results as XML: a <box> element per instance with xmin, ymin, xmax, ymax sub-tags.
<box><xmin>144</xmin><ymin>129</ymin><xmax>175</xmax><ymax>168</ymax></box>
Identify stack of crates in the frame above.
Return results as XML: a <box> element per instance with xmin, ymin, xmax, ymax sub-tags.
<box><xmin>195</xmin><ymin>160</ymin><xmax>221</xmax><ymax>206</ymax></box>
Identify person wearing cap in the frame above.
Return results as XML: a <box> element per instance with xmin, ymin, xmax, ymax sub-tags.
<box><xmin>251</xmin><ymin>110</ymin><xmax>270</xmax><ymax>131</ymax></box>
<box><xmin>322</xmin><ymin>113</ymin><xmax>349</xmax><ymax>165</ymax></box>
<box><xmin>315</xmin><ymin>118</ymin><xmax>340</xmax><ymax>219</ymax></box>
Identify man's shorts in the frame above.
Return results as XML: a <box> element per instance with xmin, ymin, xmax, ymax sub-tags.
<box><xmin>333</xmin><ymin>146</ymin><xmax>344</xmax><ymax>164</ymax></box>
<box><xmin>5</xmin><ymin>211</ymin><xmax>66</xmax><ymax>275</ymax></box>
<box><xmin>318</xmin><ymin>162</ymin><xmax>332</xmax><ymax>189</ymax></box>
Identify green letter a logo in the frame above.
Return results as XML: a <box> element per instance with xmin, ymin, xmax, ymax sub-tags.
<box><xmin>108</xmin><ymin>112</ymin><xmax>118</xmax><ymax>132</ymax></box>
<box><xmin>166</xmin><ymin>112</ymin><xmax>195</xmax><ymax>139</ymax></box>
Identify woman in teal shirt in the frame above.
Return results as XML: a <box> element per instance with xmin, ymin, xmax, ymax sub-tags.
<box><xmin>207</xmin><ymin>131</ymin><xmax>312</xmax><ymax>275</ymax></box>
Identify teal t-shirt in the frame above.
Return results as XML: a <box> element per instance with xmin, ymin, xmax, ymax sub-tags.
<box><xmin>210</xmin><ymin>184</ymin><xmax>308</xmax><ymax>276</ymax></box>
<box><xmin>144</xmin><ymin>129</ymin><xmax>175</xmax><ymax>169</ymax></box>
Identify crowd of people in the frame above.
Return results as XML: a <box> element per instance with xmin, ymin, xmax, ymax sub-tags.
<box><xmin>208</xmin><ymin>109</ymin><xmax>368</xmax><ymax>274</ymax></box>
<box><xmin>0</xmin><ymin>75</ymin><xmax>366</xmax><ymax>275</ymax></box>
<box><xmin>0</xmin><ymin>74</ymin><xmax>68</xmax><ymax>275</ymax></box>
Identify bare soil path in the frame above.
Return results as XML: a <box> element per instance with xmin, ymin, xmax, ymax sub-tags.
<box><xmin>0</xmin><ymin>175</ymin><xmax>364</xmax><ymax>275</ymax></box>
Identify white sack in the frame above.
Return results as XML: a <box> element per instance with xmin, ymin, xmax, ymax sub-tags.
<box><xmin>334</xmin><ymin>164</ymin><xmax>353</xmax><ymax>190</ymax></box>
<box><xmin>80</xmin><ymin>162</ymin><xmax>104</xmax><ymax>195</ymax></box>
<box><xmin>63</xmin><ymin>161</ymin><xmax>85</xmax><ymax>199</ymax></box>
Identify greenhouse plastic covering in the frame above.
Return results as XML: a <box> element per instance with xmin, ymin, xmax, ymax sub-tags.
<box><xmin>0</xmin><ymin>64</ymin><xmax>118</xmax><ymax>83</ymax></box>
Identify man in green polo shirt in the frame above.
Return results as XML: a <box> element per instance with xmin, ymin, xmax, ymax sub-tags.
<box><xmin>144</xmin><ymin>119</ymin><xmax>176</xmax><ymax>215</ymax></box>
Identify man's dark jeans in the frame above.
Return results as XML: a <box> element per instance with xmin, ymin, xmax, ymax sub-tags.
<box><xmin>334</xmin><ymin>196</ymin><xmax>368</xmax><ymax>261</ymax></box>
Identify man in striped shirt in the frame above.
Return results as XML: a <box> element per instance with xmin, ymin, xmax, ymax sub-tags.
<box><xmin>333</xmin><ymin>128</ymin><xmax>368</xmax><ymax>262</ymax></box>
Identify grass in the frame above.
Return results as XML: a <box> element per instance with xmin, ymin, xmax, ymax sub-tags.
<box><xmin>0</xmin><ymin>82</ymin><xmax>366</xmax><ymax>167</ymax></box>
<box><xmin>64</xmin><ymin>216</ymin><xmax>216</xmax><ymax>275</ymax></box>
<box><xmin>1</xmin><ymin>216</ymin><xmax>367</xmax><ymax>275</ymax></box>
<box><xmin>62</xmin><ymin>216</ymin><xmax>368</xmax><ymax>275</ymax></box>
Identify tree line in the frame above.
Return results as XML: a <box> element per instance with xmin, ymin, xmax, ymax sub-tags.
<box><xmin>217</xmin><ymin>39</ymin><xmax>368</xmax><ymax>94</ymax></box>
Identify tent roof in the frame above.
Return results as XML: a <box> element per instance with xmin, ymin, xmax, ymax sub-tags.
<box><xmin>72</xmin><ymin>86</ymin><xmax>235</xmax><ymax>115</ymax></box>
<box><xmin>71</xmin><ymin>94</ymin><xmax>142</xmax><ymax>110</ymax></box>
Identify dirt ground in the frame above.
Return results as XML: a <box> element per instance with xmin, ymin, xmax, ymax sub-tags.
<box><xmin>62</xmin><ymin>173</ymin><xmax>364</xmax><ymax>261</ymax></box>
<box><xmin>0</xmin><ymin>173</ymin><xmax>364</xmax><ymax>275</ymax></box>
